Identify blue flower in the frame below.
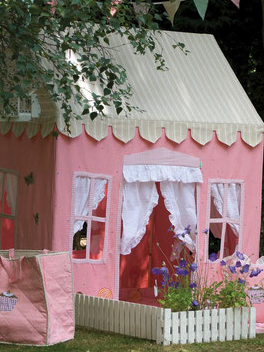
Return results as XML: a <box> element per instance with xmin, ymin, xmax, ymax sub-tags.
<box><xmin>235</xmin><ymin>261</ymin><xmax>242</xmax><ymax>268</ymax></box>
<box><xmin>236</xmin><ymin>251</ymin><xmax>245</xmax><ymax>260</ymax></box>
<box><xmin>179</xmin><ymin>259</ymin><xmax>187</xmax><ymax>268</ymax></box>
<box><xmin>189</xmin><ymin>282</ymin><xmax>197</xmax><ymax>289</ymax></box>
<box><xmin>249</xmin><ymin>268</ymin><xmax>263</xmax><ymax>278</ymax></box>
<box><xmin>238</xmin><ymin>278</ymin><xmax>245</xmax><ymax>285</ymax></box>
<box><xmin>209</xmin><ymin>253</ymin><xmax>218</xmax><ymax>262</ymax></box>
<box><xmin>191</xmin><ymin>300</ymin><xmax>199</xmax><ymax>307</ymax></box>
<box><xmin>159</xmin><ymin>267</ymin><xmax>169</xmax><ymax>275</ymax></box>
<box><xmin>169</xmin><ymin>282</ymin><xmax>180</xmax><ymax>289</ymax></box>
<box><xmin>229</xmin><ymin>265</ymin><xmax>237</xmax><ymax>274</ymax></box>
<box><xmin>256</xmin><ymin>268</ymin><xmax>263</xmax><ymax>276</ymax></box>
<box><xmin>151</xmin><ymin>267</ymin><xmax>160</xmax><ymax>275</ymax></box>
<box><xmin>220</xmin><ymin>260</ymin><xmax>226</xmax><ymax>266</ymax></box>
<box><xmin>189</xmin><ymin>263</ymin><xmax>198</xmax><ymax>272</ymax></box>
<box><xmin>184</xmin><ymin>225</ymin><xmax>191</xmax><ymax>235</ymax></box>
<box><xmin>175</xmin><ymin>267</ymin><xmax>189</xmax><ymax>276</ymax></box>
<box><xmin>240</xmin><ymin>264</ymin><xmax>250</xmax><ymax>274</ymax></box>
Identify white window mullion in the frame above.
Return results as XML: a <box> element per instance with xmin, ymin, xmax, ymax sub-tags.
<box><xmin>91</xmin><ymin>216</ymin><xmax>106</xmax><ymax>223</ymax></box>
<box><xmin>86</xmin><ymin>179</ymin><xmax>95</xmax><ymax>260</ymax></box>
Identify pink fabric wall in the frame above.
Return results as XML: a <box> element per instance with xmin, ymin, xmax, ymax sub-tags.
<box><xmin>0</xmin><ymin>125</ymin><xmax>263</xmax><ymax>320</ymax></box>
<box><xmin>0</xmin><ymin>130</ymin><xmax>55</xmax><ymax>250</ymax></box>
<box><xmin>52</xmin><ymin>126</ymin><xmax>263</xmax><ymax>301</ymax></box>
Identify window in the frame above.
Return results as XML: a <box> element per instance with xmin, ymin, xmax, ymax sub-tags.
<box><xmin>0</xmin><ymin>170</ymin><xmax>19</xmax><ymax>249</ymax></box>
<box><xmin>18</xmin><ymin>94</ymin><xmax>41</xmax><ymax>120</ymax></box>
<box><xmin>70</xmin><ymin>172</ymin><xmax>112</xmax><ymax>263</ymax></box>
<box><xmin>206</xmin><ymin>180</ymin><xmax>244</xmax><ymax>262</ymax></box>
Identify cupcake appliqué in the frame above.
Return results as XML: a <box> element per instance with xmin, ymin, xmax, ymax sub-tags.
<box><xmin>0</xmin><ymin>291</ymin><xmax>18</xmax><ymax>312</ymax></box>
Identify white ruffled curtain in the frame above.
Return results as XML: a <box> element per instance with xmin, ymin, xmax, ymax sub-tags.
<box><xmin>211</xmin><ymin>183</ymin><xmax>240</xmax><ymax>238</ymax></box>
<box><xmin>0</xmin><ymin>173</ymin><xmax>17</xmax><ymax>215</ymax></box>
<box><xmin>121</xmin><ymin>181</ymin><xmax>159</xmax><ymax>255</ymax></box>
<box><xmin>121</xmin><ymin>165</ymin><xmax>202</xmax><ymax>255</ymax></box>
<box><xmin>160</xmin><ymin>182</ymin><xmax>197</xmax><ymax>252</ymax></box>
<box><xmin>74</xmin><ymin>177</ymin><xmax>107</xmax><ymax>233</ymax></box>
<box><xmin>123</xmin><ymin>165</ymin><xmax>203</xmax><ymax>183</ymax></box>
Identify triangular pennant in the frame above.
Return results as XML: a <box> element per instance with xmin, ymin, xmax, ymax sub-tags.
<box><xmin>193</xmin><ymin>0</ymin><xmax>209</xmax><ymax>20</ymax></box>
<box><xmin>230</xmin><ymin>0</ymin><xmax>240</xmax><ymax>8</ymax></box>
<box><xmin>163</xmin><ymin>0</ymin><xmax>181</xmax><ymax>25</ymax></box>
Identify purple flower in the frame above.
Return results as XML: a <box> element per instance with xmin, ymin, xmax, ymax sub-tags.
<box><xmin>190</xmin><ymin>263</ymin><xmax>198</xmax><ymax>272</ymax></box>
<box><xmin>159</xmin><ymin>267</ymin><xmax>169</xmax><ymax>275</ymax></box>
<box><xmin>249</xmin><ymin>268</ymin><xmax>263</xmax><ymax>278</ymax></box>
<box><xmin>235</xmin><ymin>261</ymin><xmax>242</xmax><ymax>268</ymax></box>
<box><xmin>220</xmin><ymin>260</ymin><xmax>226</xmax><ymax>266</ymax></box>
<box><xmin>229</xmin><ymin>265</ymin><xmax>237</xmax><ymax>274</ymax></box>
<box><xmin>209</xmin><ymin>253</ymin><xmax>218</xmax><ymax>262</ymax></box>
<box><xmin>238</xmin><ymin>278</ymin><xmax>245</xmax><ymax>285</ymax></box>
<box><xmin>203</xmin><ymin>229</ymin><xmax>209</xmax><ymax>234</ymax></box>
<box><xmin>175</xmin><ymin>267</ymin><xmax>189</xmax><ymax>276</ymax></box>
<box><xmin>191</xmin><ymin>300</ymin><xmax>199</xmax><ymax>307</ymax></box>
<box><xmin>179</xmin><ymin>259</ymin><xmax>187</xmax><ymax>268</ymax></box>
<box><xmin>184</xmin><ymin>225</ymin><xmax>191</xmax><ymax>235</ymax></box>
<box><xmin>151</xmin><ymin>267</ymin><xmax>160</xmax><ymax>275</ymax></box>
<box><xmin>236</xmin><ymin>251</ymin><xmax>245</xmax><ymax>261</ymax></box>
<box><xmin>189</xmin><ymin>282</ymin><xmax>197</xmax><ymax>289</ymax></box>
<box><xmin>240</xmin><ymin>264</ymin><xmax>250</xmax><ymax>274</ymax></box>
<box><xmin>169</xmin><ymin>282</ymin><xmax>180</xmax><ymax>289</ymax></box>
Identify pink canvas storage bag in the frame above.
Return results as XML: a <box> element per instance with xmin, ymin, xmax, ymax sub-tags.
<box><xmin>0</xmin><ymin>249</ymin><xmax>74</xmax><ymax>346</ymax></box>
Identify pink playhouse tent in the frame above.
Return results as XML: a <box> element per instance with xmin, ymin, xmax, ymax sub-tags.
<box><xmin>1</xmin><ymin>31</ymin><xmax>264</xmax><ymax>323</ymax></box>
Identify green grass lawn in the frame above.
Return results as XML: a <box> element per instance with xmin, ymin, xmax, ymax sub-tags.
<box><xmin>0</xmin><ymin>327</ymin><xmax>264</xmax><ymax>352</ymax></box>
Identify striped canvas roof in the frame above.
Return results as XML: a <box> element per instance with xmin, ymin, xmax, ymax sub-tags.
<box><xmin>2</xmin><ymin>30</ymin><xmax>263</xmax><ymax>146</ymax></box>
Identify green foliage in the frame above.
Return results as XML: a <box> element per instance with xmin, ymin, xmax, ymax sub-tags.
<box><xmin>195</xmin><ymin>281</ymin><xmax>222</xmax><ymax>310</ymax></box>
<box><xmin>0</xmin><ymin>0</ymin><xmax>172</xmax><ymax>127</ymax></box>
<box><xmin>159</xmin><ymin>286</ymin><xmax>193</xmax><ymax>312</ymax></box>
<box><xmin>218</xmin><ymin>280</ymin><xmax>248</xmax><ymax>308</ymax></box>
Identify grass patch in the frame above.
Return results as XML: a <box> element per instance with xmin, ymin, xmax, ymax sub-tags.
<box><xmin>0</xmin><ymin>327</ymin><xmax>264</xmax><ymax>352</ymax></box>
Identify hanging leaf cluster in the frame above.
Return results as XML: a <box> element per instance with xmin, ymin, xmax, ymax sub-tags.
<box><xmin>0</xmin><ymin>0</ymin><xmax>170</xmax><ymax>127</ymax></box>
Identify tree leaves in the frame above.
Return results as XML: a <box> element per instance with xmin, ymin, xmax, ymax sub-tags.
<box><xmin>0</xmin><ymin>0</ymin><xmax>178</xmax><ymax>129</ymax></box>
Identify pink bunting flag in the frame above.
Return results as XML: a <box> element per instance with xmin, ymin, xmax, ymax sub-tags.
<box><xmin>230</xmin><ymin>0</ymin><xmax>240</xmax><ymax>8</ymax></box>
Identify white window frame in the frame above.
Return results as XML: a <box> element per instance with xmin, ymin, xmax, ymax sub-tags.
<box><xmin>0</xmin><ymin>169</ymin><xmax>19</xmax><ymax>249</ymax></box>
<box><xmin>17</xmin><ymin>94</ymin><xmax>41</xmax><ymax>120</ymax></box>
<box><xmin>70</xmin><ymin>172</ymin><xmax>112</xmax><ymax>264</ymax></box>
<box><xmin>205</xmin><ymin>179</ymin><xmax>245</xmax><ymax>263</ymax></box>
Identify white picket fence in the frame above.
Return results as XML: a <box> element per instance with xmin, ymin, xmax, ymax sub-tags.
<box><xmin>74</xmin><ymin>294</ymin><xmax>162</xmax><ymax>341</ymax></box>
<box><xmin>74</xmin><ymin>294</ymin><xmax>256</xmax><ymax>345</ymax></box>
<box><xmin>161</xmin><ymin>306</ymin><xmax>256</xmax><ymax>345</ymax></box>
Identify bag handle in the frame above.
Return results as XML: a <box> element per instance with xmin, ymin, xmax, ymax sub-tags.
<box><xmin>9</xmin><ymin>248</ymin><xmax>15</xmax><ymax>259</ymax></box>
<box><xmin>0</xmin><ymin>251</ymin><xmax>24</xmax><ymax>284</ymax></box>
